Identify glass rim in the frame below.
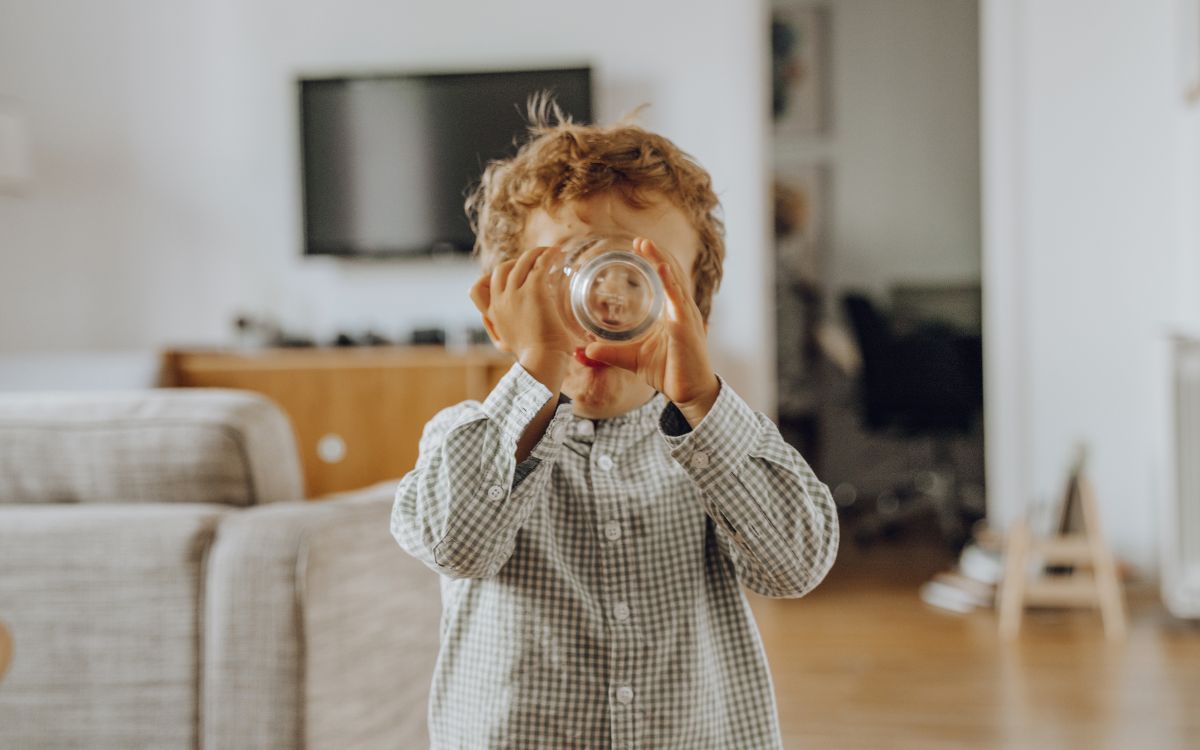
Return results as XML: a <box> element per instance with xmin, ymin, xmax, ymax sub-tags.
<box><xmin>568</xmin><ymin>250</ymin><xmax>665</xmax><ymax>342</ymax></box>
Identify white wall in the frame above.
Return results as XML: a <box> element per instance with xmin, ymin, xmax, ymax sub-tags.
<box><xmin>983</xmin><ymin>0</ymin><xmax>1199</xmax><ymax>576</ymax></box>
<box><xmin>776</xmin><ymin>0</ymin><xmax>981</xmax><ymax>304</ymax></box>
<box><xmin>0</xmin><ymin>0</ymin><xmax>774</xmax><ymax>409</ymax></box>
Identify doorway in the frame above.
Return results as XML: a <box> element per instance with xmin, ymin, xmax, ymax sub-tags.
<box><xmin>771</xmin><ymin>0</ymin><xmax>984</xmax><ymax>563</ymax></box>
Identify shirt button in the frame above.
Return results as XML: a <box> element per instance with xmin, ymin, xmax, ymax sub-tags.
<box><xmin>616</xmin><ymin>686</ymin><xmax>634</xmax><ymax>704</ymax></box>
<box><xmin>575</xmin><ymin>420</ymin><xmax>594</xmax><ymax>437</ymax></box>
<box><xmin>690</xmin><ymin>450</ymin><xmax>710</xmax><ymax>469</ymax></box>
<box><xmin>613</xmin><ymin>602</ymin><xmax>631</xmax><ymax>621</ymax></box>
<box><xmin>603</xmin><ymin>521</ymin><xmax>622</xmax><ymax>541</ymax></box>
<box><xmin>597</xmin><ymin>454</ymin><xmax>615</xmax><ymax>471</ymax></box>
<box><xmin>486</xmin><ymin>485</ymin><xmax>505</xmax><ymax>501</ymax></box>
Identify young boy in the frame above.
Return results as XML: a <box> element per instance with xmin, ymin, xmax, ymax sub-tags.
<box><xmin>391</xmin><ymin>103</ymin><xmax>838</xmax><ymax>749</ymax></box>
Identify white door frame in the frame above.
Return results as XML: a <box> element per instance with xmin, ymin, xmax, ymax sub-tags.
<box><xmin>980</xmin><ymin>0</ymin><xmax>1032</xmax><ymax>531</ymax></box>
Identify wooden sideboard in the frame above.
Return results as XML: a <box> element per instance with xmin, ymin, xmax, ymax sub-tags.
<box><xmin>160</xmin><ymin>346</ymin><xmax>513</xmax><ymax>498</ymax></box>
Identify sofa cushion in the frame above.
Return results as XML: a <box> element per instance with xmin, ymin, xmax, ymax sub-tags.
<box><xmin>0</xmin><ymin>389</ymin><xmax>303</xmax><ymax>506</ymax></box>
<box><xmin>0</xmin><ymin>503</ymin><xmax>229</xmax><ymax>749</ymax></box>
<box><xmin>202</xmin><ymin>481</ymin><xmax>440</xmax><ymax>750</ymax></box>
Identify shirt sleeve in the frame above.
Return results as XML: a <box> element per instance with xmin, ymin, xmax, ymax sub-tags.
<box><xmin>659</xmin><ymin>378</ymin><xmax>840</xmax><ymax>598</ymax></box>
<box><xmin>391</xmin><ymin>361</ymin><xmax>573</xmax><ymax>579</ymax></box>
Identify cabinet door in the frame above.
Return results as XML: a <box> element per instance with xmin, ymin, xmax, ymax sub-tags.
<box><xmin>271</xmin><ymin>363</ymin><xmax>482</xmax><ymax>497</ymax></box>
<box><xmin>168</xmin><ymin>354</ymin><xmax>507</xmax><ymax>498</ymax></box>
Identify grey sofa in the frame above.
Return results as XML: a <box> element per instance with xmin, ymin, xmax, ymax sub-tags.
<box><xmin>0</xmin><ymin>389</ymin><xmax>440</xmax><ymax>749</ymax></box>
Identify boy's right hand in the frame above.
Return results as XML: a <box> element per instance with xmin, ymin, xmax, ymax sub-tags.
<box><xmin>469</xmin><ymin>246</ymin><xmax>573</xmax><ymax>391</ymax></box>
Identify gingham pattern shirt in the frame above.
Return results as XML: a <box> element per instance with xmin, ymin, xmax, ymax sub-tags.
<box><xmin>391</xmin><ymin>363</ymin><xmax>839</xmax><ymax>749</ymax></box>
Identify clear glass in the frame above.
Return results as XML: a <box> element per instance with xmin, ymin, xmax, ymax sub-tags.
<box><xmin>550</xmin><ymin>234</ymin><xmax>665</xmax><ymax>343</ymax></box>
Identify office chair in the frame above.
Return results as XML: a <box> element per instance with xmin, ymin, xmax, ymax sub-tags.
<box><xmin>840</xmin><ymin>291</ymin><xmax>984</xmax><ymax>550</ymax></box>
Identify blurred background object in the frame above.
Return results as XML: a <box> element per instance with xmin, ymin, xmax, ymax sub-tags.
<box><xmin>0</xmin><ymin>619</ymin><xmax>11</xmax><ymax>684</ymax></box>
<box><xmin>1165</xmin><ymin>334</ymin><xmax>1200</xmax><ymax>618</ymax></box>
<box><xmin>0</xmin><ymin>98</ymin><xmax>31</xmax><ymax>194</ymax></box>
<box><xmin>838</xmin><ymin>290</ymin><xmax>984</xmax><ymax>550</ymax></box>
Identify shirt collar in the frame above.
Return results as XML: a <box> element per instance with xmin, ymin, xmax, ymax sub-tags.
<box><xmin>573</xmin><ymin>392</ymin><xmax>668</xmax><ymax>435</ymax></box>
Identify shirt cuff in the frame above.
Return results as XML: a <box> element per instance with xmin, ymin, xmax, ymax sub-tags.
<box><xmin>480</xmin><ymin>361</ymin><xmax>557</xmax><ymax>444</ymax></box>
<box><xmin>660</xmin><ymin>377</ymin><xmax>762</xmax><ymax>480</ymax></box>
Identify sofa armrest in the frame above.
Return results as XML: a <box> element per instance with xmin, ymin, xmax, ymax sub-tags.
<box><xmin>203</xmin><ymin>481</ymin><xmax>441</xmax><ymax>750</ymax></box>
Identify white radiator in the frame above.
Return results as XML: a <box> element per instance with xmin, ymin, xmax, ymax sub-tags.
<box><xmin>1166</xmin><ymin>336</ymin><xmax>1200</xmax><ymax>617</ymax></box>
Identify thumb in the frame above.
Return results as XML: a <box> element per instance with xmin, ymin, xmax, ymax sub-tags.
<box><xmin>468</xmin><ymin>274</ymin><xmax>491</xmax><ymax>314</ymax></box>
<box><xmin>584</xmin><ymin>342</ymin><xmax>639</xmax><ymax>372</ymax></box>
<box><xmin>481</xmin><ymin>314</ymin><xmax>510</xmax><ymax>353</ymax></box>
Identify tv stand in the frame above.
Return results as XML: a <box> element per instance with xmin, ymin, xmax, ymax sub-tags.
<box><xmin>159</xmin><ymin>345</ymin><xmax>513</xmax><ymax>498</ymax></box>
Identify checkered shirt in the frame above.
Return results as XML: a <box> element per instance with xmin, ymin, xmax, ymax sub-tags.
<box><xmin>391</xmin><ymin>362</ymin><xmax>839</xmax><ymax>749</ymax></box>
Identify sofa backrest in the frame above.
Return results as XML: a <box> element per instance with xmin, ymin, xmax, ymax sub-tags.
<box><xmin>0</xmin><ymin>389</ymin><xmax>304</xmax><ymax>506</ymax></box>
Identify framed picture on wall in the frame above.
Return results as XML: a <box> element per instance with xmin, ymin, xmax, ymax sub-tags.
<box><xmin>0</xmin><ymin>98</ymin><xmax>31</xmax><ymax>194</ymax></box>
<box><xmin>771</xmin><ymin>4</ymin><xmax>830</xmax><ymax>135</ymax></box>
<box><xmin>773</xmin><ymin>162</ymin><xmax>830</xmax><ymax>424</ymax></box>
<box><xmin>774</xmin><ymin>162</ymin><xmax>830</xmax><ymax>287</ymax></box>
<box><xmin>1184</xmin><ymin>0</ymin><xmax>1200</xmax><ymax>105</ymax></box>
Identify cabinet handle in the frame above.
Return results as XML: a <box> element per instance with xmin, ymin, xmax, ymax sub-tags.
<box><xmin>317</xmin><ymin>433</ymin><xmax>347</xmax><ymax>464</ymax></box>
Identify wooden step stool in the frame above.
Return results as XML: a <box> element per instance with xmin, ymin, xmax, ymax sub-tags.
<box><xmin>996</xmin><ymin>448</ymin><xmax>1127</xmax><ymax>640</ymax></box>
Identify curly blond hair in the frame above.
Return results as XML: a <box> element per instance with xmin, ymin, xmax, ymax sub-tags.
<box><xmin>465</xmin><ymin>95</ymin><xmax>726</xmax><ymax>320</ymax></box>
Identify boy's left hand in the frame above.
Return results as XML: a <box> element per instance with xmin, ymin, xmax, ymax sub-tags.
<box><xmin>584</xmin><ymin>237</ymin><xmax>721</xmax><ymax>428</ymax></box>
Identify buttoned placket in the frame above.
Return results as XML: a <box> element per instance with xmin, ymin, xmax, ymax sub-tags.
<box><xmin>585</xmin><ymin>420</ymin><xmax>643</xmax><ymax>750</ymax></box>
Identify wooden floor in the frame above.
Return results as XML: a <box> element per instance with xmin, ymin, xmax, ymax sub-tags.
<box><xmin>749</xmin><ymin>532</ymin><xmax>1200</xmax><ymax>750</ymax></box>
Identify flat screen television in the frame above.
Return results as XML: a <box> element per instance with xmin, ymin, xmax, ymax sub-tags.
<box><xmin>298</xmin><ymin>66</ymin><xmax>592</xmax><ymax>258</ymax></box>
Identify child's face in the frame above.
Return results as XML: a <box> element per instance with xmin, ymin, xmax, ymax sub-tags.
<box><xmin>521</xmin><ymin>192</ymin><xmax>701</xmax><ymax>419</ymax></box>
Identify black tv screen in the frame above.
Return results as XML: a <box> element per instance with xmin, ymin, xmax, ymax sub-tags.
<box><xmin>298</xmin><ymin>66</ymin><xmax>592</xmax><ymax>257</ymax></box>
